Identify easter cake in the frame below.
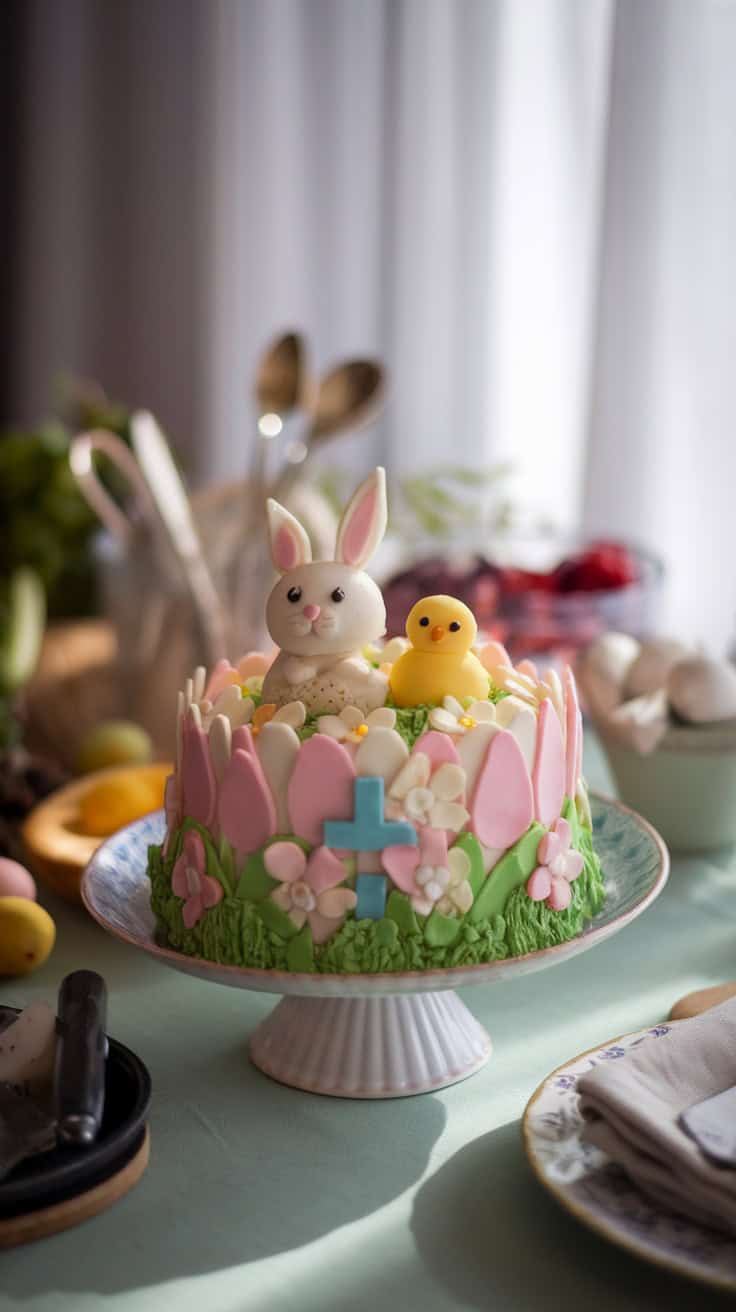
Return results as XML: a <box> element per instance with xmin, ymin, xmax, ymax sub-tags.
<box><xmin>148</xmin><ymin>468</ymin><xmax>604</xmax><ymax>973</ymax></box>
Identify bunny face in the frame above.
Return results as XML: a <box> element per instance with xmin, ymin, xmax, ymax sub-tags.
<box><xmin>264</xmin><ymin>467</ymin><xmax>388</xmax><ymax>659</ymax></box>
<box><xmin>266</xmin><ymin>562</ymin><xmax>386</xmax><ymax>656</ymax></box>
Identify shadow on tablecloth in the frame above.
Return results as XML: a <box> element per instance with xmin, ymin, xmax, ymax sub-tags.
<box><xmin>1</xmin><ymin>1038</ymin><xmax>446</xmax><ymax>1297</ymax></box>
<box><xmin>411</xmin><ymin>1121</ymin><xmax>735</xmax><ymax>1312</ymax></box>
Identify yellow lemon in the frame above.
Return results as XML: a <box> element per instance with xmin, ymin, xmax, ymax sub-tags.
<box><xmin>0</xmin><ymin>897</ymin><xmax>56</xmax><ymax>976</ymax></box>
<box><xmin>77</xmin><ymin>765</ymin><xmax>169</xmax><ymax>837</ymax></box>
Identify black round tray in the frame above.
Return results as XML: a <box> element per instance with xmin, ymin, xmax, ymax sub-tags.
<box><xmin>0</xmin><ymin>1006</ymin><xmax>151</xmax><ymax>1217</ymax></box>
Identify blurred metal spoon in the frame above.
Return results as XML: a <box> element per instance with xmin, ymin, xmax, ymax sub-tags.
<box><xmin>275</xmin><ymin>358</ymin><xmax>385</xmax><ymax>497</ymax></box>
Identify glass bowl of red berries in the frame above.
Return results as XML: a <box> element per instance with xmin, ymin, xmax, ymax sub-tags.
<box><xmin>381</xmin><ymin>539</ymin><xmax>663</xmax><ymax>664</ymax></box>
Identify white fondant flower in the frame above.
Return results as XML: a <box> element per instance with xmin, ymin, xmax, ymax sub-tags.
<box><xmin>428</xmin><ymin>695</ymin><xmax>497</xmax><ymax>736</ymax></box>
<box><xmin>388</xmin><ymin>752</ymin><xmax>469</xmax><ymax>831</ymax></box>
<box><xmin>317</xmin><ymin>704</ymin><xmax>397</xmax><ymax>743</ymax></box>
<box><xmin>412</xmin><ymin>847</ymin><xmax>473</xmax><ymax>918</ymax></box>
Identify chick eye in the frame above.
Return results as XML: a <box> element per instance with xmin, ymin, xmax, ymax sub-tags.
<box><xmin>287</xmin><ymin>586</ymin><xmax>302</xmax><ymax>604</ymax></box>
<box><xmin>331</xmin><ymin>587</ymin><xmax>345</xmax><ymax>603</ymax></box>
<box><xmin>419</xmin><ymin>616</ymin><xmax>430</xmax><ymax>627</ymax></box>
<box><xmin>449</xmin><ymin>621</ymin><xmax>461</xmax><ymax>632</ymax></box>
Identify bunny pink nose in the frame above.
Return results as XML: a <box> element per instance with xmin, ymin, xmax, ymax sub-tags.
<box><xmin>303</xmin><ymin>603</ymin><xmax>321</xmax><ymax>621</ymax></box>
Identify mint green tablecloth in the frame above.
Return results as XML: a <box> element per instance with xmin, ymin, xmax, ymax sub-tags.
<box><xmin>3</xmin><ymin>738</ymin><xmax>736</xmax><ymax>1312</ymax></box>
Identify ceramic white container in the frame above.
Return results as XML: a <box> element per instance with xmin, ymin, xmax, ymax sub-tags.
<box><xmin>599</xmin><ymin>719</ymin><xmax>736</xmax><ymax>851</ymax></box>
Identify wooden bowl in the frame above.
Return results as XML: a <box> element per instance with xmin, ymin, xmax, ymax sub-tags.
<box><xmin>22</xmin><ymin>764</ymin><xmax>172</xmax><ymax>904</ymax></box>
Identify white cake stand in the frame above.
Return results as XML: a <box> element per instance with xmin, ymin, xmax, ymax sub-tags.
<box><xmin>82</xmin><ymin>795</ymin><xmax>668</xmax><ymax>1098</ymax></box>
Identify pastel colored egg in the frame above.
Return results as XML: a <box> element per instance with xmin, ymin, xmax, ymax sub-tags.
<box><xmin>667</xmin><ymin>658</ymin><xmax>736</xmax><ymax>725</ymax></box>
<box><xmin>623</xmin><ymin>639</ymin><xmax>693</xmax><ymax>700</ymax></box>
<box><xmin>0</xmin><ymin>897</ymin><xmax>55</xmax><ymax>976</ymax></box>
<box><xmin>76</xmin><ymin>720</ymin><xmax>153</xmax><ymax>776</ymax></box>
<box><xmin>0</xmin><ymin>857</ymin><xmax>36</xmax><ymax>901</ymax></box>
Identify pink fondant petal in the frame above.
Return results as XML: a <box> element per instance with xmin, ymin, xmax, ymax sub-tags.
<box><xmin>287</xmin><ymin>735</ymin><xmax>356</xmax><ymax>847</ymax></box>
<box><xmin>479</xmin><ymin>639</ymin><xmax>512</xmax><ymax>670</ymax></box>
<box><xmin>537</xmin><ymin>830</ymin><xmax>561</xmax><ymax>866</ymax></box>
<box><xmin>305</xmin><ymin>845</ymin><xmax>349</xmax><ymax>895</ymax></box>
<box><xmin>308</xmin><ymin>909</ymin><xmax>345</xmax><ymax>945</ymax></box>
<box><xmin>182</xmin><ymin>895</ymin><xmax>203</xmax><ymax>928</ymax></box>
<box><xmin>181</xmin><ymin>718</ymin><xmax>216</xmax><ymax>827</ymax></box>
<box><xmin>204</xmin><ymin>659</ymin><xmax>240</xmax><ymax>702</ymax></box>
<box><xmin>565</xmin><ymin>850</ymin><xmax>584</xmax><ymax>881</ymax></box>
<box><xmin>171</xmin><ymin>854</ymin><xmax>189</xmax><ymax>898</ymax></box>
<box><xmin>264</xmin><ymin>841</ymin><xmax>307</xmax><ymax>883</ymax></box>
<box><xmin>201</xmin><ymin>876</ymin><xmax>224</xmax><ymax>909</ymax></box>
<box><xmin>419</xmin><ymin>826</ymin><xmax>449</xmax><ymax>867</ymax></box>
<box><xmin>271</xmin><ymin>884</ymin><xmax>294</xmax><ymax>913</ymax></box>
<box><xmin>563</xmin><ymin>666</ymin><xmax>581</xmax><ymax>798</ymax></box>
<box><xmin>382</xmin><ymin>844</ymin><xmax>420</xmax><ymax>890</ymax></box>
<box><xmin>472</xmin><ymin>730</ymin><xmax>534</xmax><ymax>849</ymax></box>
<box><xmin>517</xmin><ymin>658</ymin><xmax>538</xmax><ymax>679</ymax></box>
<box><xmin>412</xmin><ymin>730</ymin><xmax>460</xmax><ymax>769</ymax></box>
<box><xmin>237</xmin><ymin>651</ymin><xmax>272</xmax><ymax>678</ymax></box>
<box><xmin>548</xmin><ymin>876</ymin><xmax>572</xmax><ymax>911</ymax></box>
<box><xmin>219</xmin><ymin>748</ymin><xmax>276</xmax><ymax>855</ymax></box>
<box><xmin>527</xmin><ymin>867</ymin><xmax>552</xmax><ymax>901</ymax></box>
<box><xmin>317</xmin><ymin>887</ymin><xmax>358</xmax><ymax>919</ymax></box>
<box><xmin>552</xmin><ymin>816</ymin><xmax>571</xmax><ymax>849</ymax></box>
<box><xmin>231</xmin><ymin>724</ymin><xmax>256</xmax><ymax>756</ymax></box>
<box><xmin>532</xmin><ymin>698</ymin><xmax>566</xmax><ymax>827</ymax></box>
<box><xmin>575</xmin><ymin>706</ymin><xmax>583</xmax><ymax>789</ymax></box>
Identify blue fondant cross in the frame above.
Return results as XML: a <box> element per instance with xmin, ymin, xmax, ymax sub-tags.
<box><xmin>324</xmin><ymin>778</ymin><xmax>417</xmax><ymax>920</ymax></box>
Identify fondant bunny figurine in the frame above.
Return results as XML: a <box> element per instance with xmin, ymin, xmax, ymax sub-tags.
<box><xmin>261</xmin><ymin>467</ymin><xmax>389</xmax><ymax>714</ymax></box>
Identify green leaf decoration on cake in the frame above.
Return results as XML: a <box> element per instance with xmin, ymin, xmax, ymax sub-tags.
<box><xmin>217</xmin><ymin>834</ymin><xmax>236</xmax><ymax>896</ymax></box>
<box><xmin>386</xmin><ymin>890</ymin><xmax>419</xmax><ymax>935</ymax></box>
<box><xmin>451</xmin><ymin>832</ymin><xmax>485</xmax><ymax>897</ymax></box>
<box><xmin>469</xmin><ymin>822</ymin><xmax>546</xmax><ymax>923</ymax></box>
<box><xmin>375</xmin><ymin>918</ymin><xmax>399</xmax><ymax>948</ymax></box>
<box><xmin>257</xmin><ymin>898</ymin><xmax>300</xmax><ymax>939</ymax></box>
<box><xmin>286</xmin><ymin>925</ymin><xmax>314</xmax><ymax>971</ymax></box>
<box><xmin>236</xmin><ymin>835</ymin><xmax>310</xmax><ymax>902</ymax></box>
<box><xmin>424</xmin><ymin>908</ymin><xmax>462</xmax><ymax>947</ymax></box>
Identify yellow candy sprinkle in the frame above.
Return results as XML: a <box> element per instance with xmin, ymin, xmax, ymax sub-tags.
<box><xmin>356</xmin><ymin>724</ymin><xmax>370</xmax><ymax>737</ymax></box>
<box><xmin>459</xmin><ymin>716</ymin><xmax>476</xmax><ymax>729</ymax></box>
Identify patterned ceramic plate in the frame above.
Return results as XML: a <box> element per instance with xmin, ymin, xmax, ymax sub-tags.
<box><xmin>82</xmin><ymin>793</ymin><xmax>668</xmax><ymax>998</ymax></box>
<box><xmin>523</xmin><ymin>1027</ymin><xmax>736</xmax><ymax>1291</ymax></box>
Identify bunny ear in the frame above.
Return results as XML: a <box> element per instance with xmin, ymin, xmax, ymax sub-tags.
<box><xmin>335</xmin><ymin>467</ymin><xmax>387</xmax><ymax>568</ymax></box>
<box><xmin>266</xmin><ymin>498</ymin><xmax>312</xmax><ymax>573</ymax></box>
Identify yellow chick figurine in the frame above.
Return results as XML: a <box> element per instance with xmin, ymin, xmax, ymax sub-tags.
<box><xmin>389</xmin><ymin>595</ymin><xmax>490</xmax><ymax>707</ymax></box>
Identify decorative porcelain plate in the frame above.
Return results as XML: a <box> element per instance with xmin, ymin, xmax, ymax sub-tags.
<box><xmin>523</xmin><ymin>1026</ymin><xmax>736</xmax><ymax>1291</ymax></box>
<box><xmin>83</xmin><ymin>794</ymin><xmax>668</xmax><ymax>1098</ymax></box>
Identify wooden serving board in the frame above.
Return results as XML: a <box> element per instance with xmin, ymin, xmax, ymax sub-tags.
<box><xmin>0</xmin><ymin>1126</ymin><xmax>149</xmax><ymax>1249</ymax></box>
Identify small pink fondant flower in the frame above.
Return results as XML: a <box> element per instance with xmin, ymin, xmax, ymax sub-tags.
<box><xmin>264</xmin><ymin>842</ymin><xmax>356</xmax><ymax>943</ymax></box>
<box><xmin>172</xmin><ymin>830</ymin><xmax>223</xmax><ymax>928</ymax></box>
<box><xmin>526</xmin><ymin>817</ymin><xmax>584</xmax><ymax>911</ymax></box>
<box><xmin>382</xmin><ymin>826</ymin><xmax>473</xmax><ymax>918</ymax></box>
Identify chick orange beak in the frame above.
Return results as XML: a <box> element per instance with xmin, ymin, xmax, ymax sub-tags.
<box><xmin>431</xmin><ymin>625</ymin><xmax>445</xmax><ymax>642</ymax></box>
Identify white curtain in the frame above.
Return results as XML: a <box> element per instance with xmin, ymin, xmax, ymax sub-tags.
<box><xmin>11</xmin><ymin>0</ymin><xmax>736</xmax><ymax>649</ymax></box>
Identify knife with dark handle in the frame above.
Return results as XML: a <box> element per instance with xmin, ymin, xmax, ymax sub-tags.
<box><xmin>54</xmin><ymin>971</ymin><xmax>108</xmax><ymax>1146</ymax></box>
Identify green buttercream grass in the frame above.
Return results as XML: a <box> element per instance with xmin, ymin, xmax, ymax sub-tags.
<box><xmin>148</xmin><ymin>791</ymin><xmax>604</xmax><ymax>973</ymax></box>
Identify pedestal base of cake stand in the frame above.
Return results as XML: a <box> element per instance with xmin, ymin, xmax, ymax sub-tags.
<box><xmin>248</xmin><ymin>990</ymin><xmax>491</xmax><ymax>1098</ymax></box>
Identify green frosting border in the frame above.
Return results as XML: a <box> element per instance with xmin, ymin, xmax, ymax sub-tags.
<box><xmin>149</xmin><ymin>791</ymin><xmax>604</xmax><ymax>974</ymax></box>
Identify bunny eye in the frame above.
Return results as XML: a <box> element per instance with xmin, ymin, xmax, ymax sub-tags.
<box><xmin>419</xmin><ymin>616</ymin><xmax>430</xmax><ymax>627</ymax></box>
<box><xmin>287</xmin><ymin>586</ymin><xmax>302</xmax><ymax>604</ymax></box>
<box><xmin>449</xmin><ymin>621</ymin><xmax>461</xmax><ymax>632</ymax></box>
<box><xmin>331</xmin><ymin>587</ymin><xmax>345</xmax><ymax>603</ymax></box>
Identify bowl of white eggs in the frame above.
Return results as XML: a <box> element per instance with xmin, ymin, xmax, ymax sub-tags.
<box><xmin>577</xmin><ymin>635</ymin><xmax>736</xmax><ymax>852</ymax></box>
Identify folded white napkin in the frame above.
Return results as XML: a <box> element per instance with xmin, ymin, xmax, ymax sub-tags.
<box><xmin>578</xmin><ymin>997</ymin><xmax>736</xmax><ymax>1235</ymax></box>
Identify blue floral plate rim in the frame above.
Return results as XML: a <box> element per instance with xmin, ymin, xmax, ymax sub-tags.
<box><xmin>523</xmin><ymin>1024</ymin><xmax>736</xmax><ymax>1291</ymax></box>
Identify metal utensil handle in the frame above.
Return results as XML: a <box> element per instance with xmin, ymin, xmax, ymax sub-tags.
<box><xmin>54</xmin><ymin>970</ymin><xmax>108</xmax><ymax>1147</ymax></box>
<box><xmin>69</xmin><ymin>429</ymin><xmax>160</xmax><ymax>547</ymax></box>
